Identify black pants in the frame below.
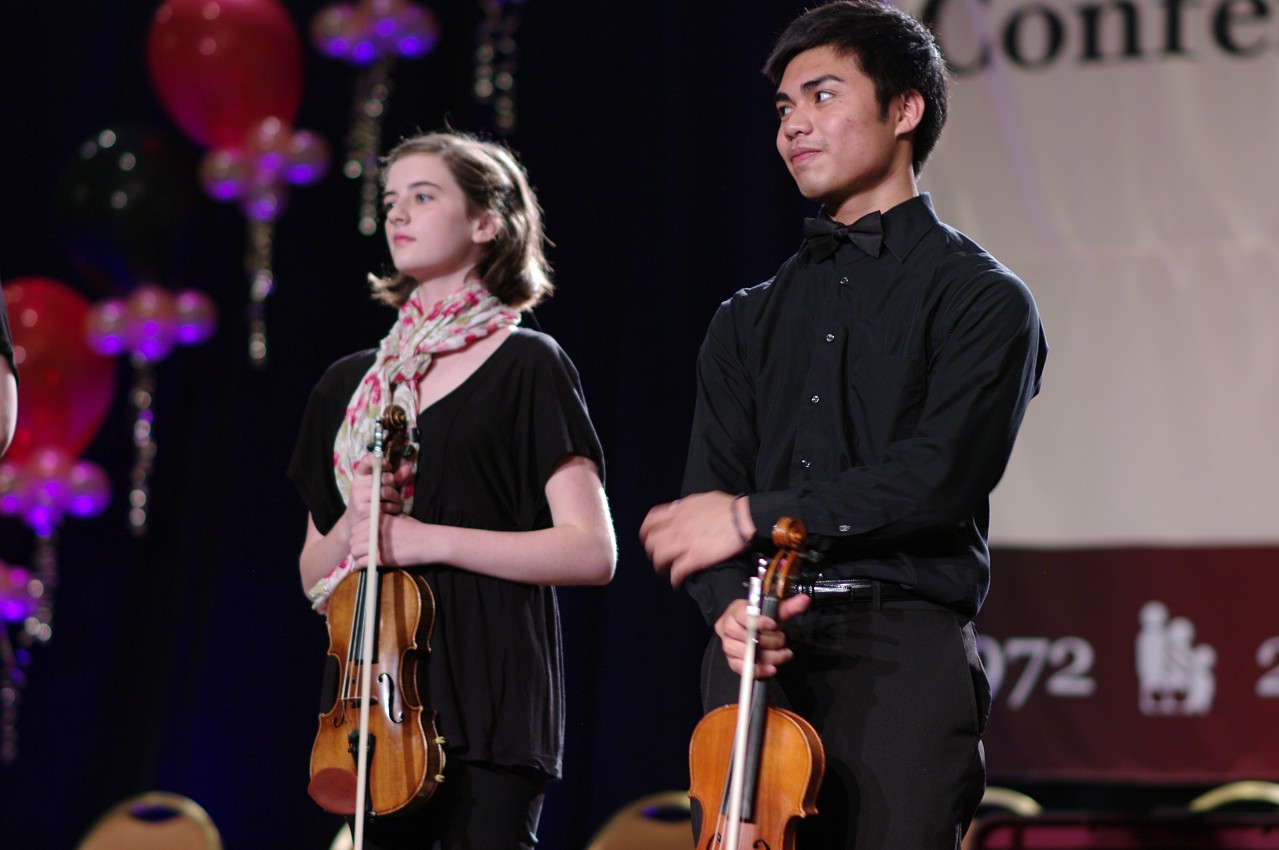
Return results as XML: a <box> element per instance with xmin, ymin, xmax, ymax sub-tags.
<box><xmin>355</xmin><ymin>761</ymin><xmax>547</xmax><ymax>850</ymax></box>
<box><xmin>698</xmin><ymin>600</ymin><xmax>989</xmax><ymax>850</ymax></box>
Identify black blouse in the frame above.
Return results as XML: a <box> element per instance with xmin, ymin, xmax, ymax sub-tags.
<box><xmin>288</xmin><ymin>328</ymin><xmax>604</xmax><ymax>779</ymax></box>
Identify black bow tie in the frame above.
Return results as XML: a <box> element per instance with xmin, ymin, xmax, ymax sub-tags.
<box><xmin>803</xmin><ymin>211</ymin><xmax>884</xmax><ymax>261</ymax></box>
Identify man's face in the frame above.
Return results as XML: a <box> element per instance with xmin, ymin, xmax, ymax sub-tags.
<box><xmin>774</xmin><ymin>45</ymin><xmax>908</xmax><ymax>221</ymax></box>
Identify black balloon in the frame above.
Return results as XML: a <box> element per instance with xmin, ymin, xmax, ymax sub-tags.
<box><xmin>57</xmin><ymin>123</ymin><xmax>196</xmax><ymax>294</ymax></box>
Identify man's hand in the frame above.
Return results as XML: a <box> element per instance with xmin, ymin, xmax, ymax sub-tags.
<box><xmin>715</xmin><ymin>594</ymin><xmax>812</xmax><ymax>678</ymax></box>
<box><xmin>640</xmin><ymin>491</ymin><xmax>754</xmax><ymax>586</ymax></box>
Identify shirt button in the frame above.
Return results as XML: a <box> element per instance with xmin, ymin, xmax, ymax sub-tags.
<box><xmin>800</xmin><ymin>458</ymin><xmax>812</xmax><ymax>468</ymax></box>
<box><xmin>810</xmin><ymin>394</ymin><xmax>820</xmax><ymax>404</ymax></box>
<box><xmin>825</xmin><ymin>333</ymin><xmax>835</xmax><ymax>343</ymax></box>
<box><xmin>838</xmin><ymin>524</ymin><xmax>851</xmax><ymax>532</ymax></box>
<box><xmin>839</xmin><ymin>276</ymin><xmax>849</xmax><ymax>286</ymax></box>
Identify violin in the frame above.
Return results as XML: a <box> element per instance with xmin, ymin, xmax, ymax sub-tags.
<box><xmin>688</xmin><ymin>517</ymin><xmax>825</xmax><ymax>850</ymax></box>
<box><xmin>308</xmin><ymin>405</ymin><xmax>446</xmax><ymax>844</ymax></box>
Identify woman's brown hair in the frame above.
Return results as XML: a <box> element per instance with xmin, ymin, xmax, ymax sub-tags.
<box><xmin>371</xmin><ymin>130</ymin><xmax>552</xmax><ymax>310</ymax></box>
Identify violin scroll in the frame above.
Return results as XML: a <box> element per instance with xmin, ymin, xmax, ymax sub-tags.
<box><xmin>762</xmin><ymin>518</ymin><xmax>807</xmax><ymax>606</ymax></box>
<box><xmin>771</xmin><ymin>517</ymin><xmax>806</xmax><ymax>551</ymax></box>
<box><xmin>378</xmin><ymin>404</ymin><xmax>416</xmax><ymax>468</ymax></box>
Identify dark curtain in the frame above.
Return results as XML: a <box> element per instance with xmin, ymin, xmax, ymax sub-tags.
<box><xmin>0</xmin><ymin>1</ymin><xmax>816</xmax><ymax>846</ymax></box>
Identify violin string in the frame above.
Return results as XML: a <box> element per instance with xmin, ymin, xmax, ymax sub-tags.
<box><xmin>343</xmin><ymin>574</ymin><xmax>366</xmax><ymax>714</ymax></box>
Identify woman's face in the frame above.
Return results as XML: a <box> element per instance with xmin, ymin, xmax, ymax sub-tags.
<box><xmin>381</xmin><ymin>152</ymin><xmax>490</xmax><ymax>284</ymax></box>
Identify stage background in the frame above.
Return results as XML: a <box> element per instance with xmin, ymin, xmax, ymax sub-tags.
<box><xmin>902</xmin><ymin>0</ymin><xmax>1279</xmax><ymax>788</ymax></box>
<box><xmin>1</xmin><ymin>0</ymin><xmax>1275</xmax><ymax>847</ymax></box>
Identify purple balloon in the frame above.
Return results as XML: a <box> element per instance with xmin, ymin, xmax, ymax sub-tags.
<box><xmin>394</xmin><ymin>5</ymin><xmax>438</xmax><ymax>58</ymax></box>
<box><xmin>284</xmin><ymin>131</ymin><xmax>331</xmax><ymax>186</ymax></box>
<box><xmin>124</xmin><ymin>285</ymin><xmax>178</xmax><ymax>362</ymax></box>
<box><xmin>200</xmin><ymin>148</ymin><xmax>251</xmax><ymax>202</ymax></box>
<box><xmin>66</xmin><ymin>460</ymin><xmax>111</xmax><ymax>518</ymax></box>
<box><xmin>242</xmin><ymin>185</ymin><xmax>288</xmax><ymax>222</ymax></box>
<box><xmin>0</xmin><ymin>563</ymin><xmax>37</xmax><ymax>624</ymax></box>
<box><xmin>0</xmin><ymin>462</ymin><xmax>27</xmax><ymax>517</ymax></box>
<box><xmin>174</xmin><ymin>290</ymin><xmax>218</xmax><ymax>346</ymax></box>
<box><xmin>87</xmin><ymin>299</ymin><xmax>129</xmax><ymax>356</ymax></box>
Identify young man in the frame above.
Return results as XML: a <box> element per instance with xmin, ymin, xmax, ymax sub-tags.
<box><xmin>640</xmin><ymin>1</ymin><xmax>1047</xmax><ymax>846</ymax></box>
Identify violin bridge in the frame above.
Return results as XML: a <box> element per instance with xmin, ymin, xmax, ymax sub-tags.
<box><xmin>341</xmin><ymin>695</ymin><xmax>381</xmax><ymax>708</ymax></box>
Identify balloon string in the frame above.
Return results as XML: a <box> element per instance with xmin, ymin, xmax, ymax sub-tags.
<box><xmin>474</xmin><ymin>0</ymin><xmax>525</xmax><ymax>135</ymax></box>
<box><xmin>1</xmin><ymin>526</ymin><xmax>60</xmax><ymax>764</ymax></box>
<box><xmin>128</xmin><ymin>357</ymin><xmax>157</xmax><ymax>536</ymax></box>
<box><xmin>246</xmin><ymin>218</ymin><xmax>275</xmax><ymax>367</ymax></box>
<box><xmin>346</xmin><ymin>59</ymin><xmax>395</xmax><ymax>237</ymax></box>
<box><xmin>27</xmin><ymin>532</ymin><xmax>57</xmax><ymax>646</ymax></box>
<box><xmin>0</xmin><ymin>624</ymin><xmax>20</xmax><ymax>764</ymax></box>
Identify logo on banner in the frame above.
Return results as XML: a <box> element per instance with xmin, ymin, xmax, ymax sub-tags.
<box><xmin>1136</xmin><ymin>601</ymin><xmax>1217</xmax><ymax>716</ymax></box>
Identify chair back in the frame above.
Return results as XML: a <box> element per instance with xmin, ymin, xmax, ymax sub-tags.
<box><xmin>77</xmin><ymin>791</ymin><xmax>221</xmax><ymax>850</ymax></box>
<box><xmin>962</xmin><ymin>785</ymin><xmax>1042</xmax><ymax>850</ymax></box>
<box><xmin>1190</xmin><ymin>781</ymin><xmax>1279</xmax><ymax>813</ymax></box>
<box><xmin>585</xmin><ymin>790</ymin><xmax>692</xmax><ymax>850</ymax></box>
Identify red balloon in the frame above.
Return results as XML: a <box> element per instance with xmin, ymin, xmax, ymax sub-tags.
<box><xmin>2</xmin><ymin>278</ymin><xmax>117</xmax><ymax>465</ymax></box>
<box><xmin>147</xmin><ymin>0</ymin><xmax>304</xmax><ymax>149</ymax></box>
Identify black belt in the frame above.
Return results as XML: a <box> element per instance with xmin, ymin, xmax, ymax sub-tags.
<box><xmin>789</xmin><ymin>577</ymin><xmax>919</xmax><ymax>607</ymax></box>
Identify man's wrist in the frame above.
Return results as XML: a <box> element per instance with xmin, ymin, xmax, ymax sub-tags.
<box><xmin>730</xmin><ymin>494</ymin><xmax>753</xmax><ymax>547</ymax></box>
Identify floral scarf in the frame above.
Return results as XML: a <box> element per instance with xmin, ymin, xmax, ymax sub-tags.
<box><xmin>308</xmin><ymin>279</ymin><xmax>520</xmax><ymax>611</ymax></box>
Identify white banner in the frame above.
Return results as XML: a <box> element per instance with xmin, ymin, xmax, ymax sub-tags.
<box><xmin>901</xmin><ymin>0</ymin><xmax>1279</xmax><ymax>547</ymax></box>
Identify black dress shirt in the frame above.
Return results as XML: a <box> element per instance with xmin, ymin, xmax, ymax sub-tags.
<box><xmin>682</xmin><ymin>194</ymin><xmax>1047</xmax><ymax>621</ymax></box>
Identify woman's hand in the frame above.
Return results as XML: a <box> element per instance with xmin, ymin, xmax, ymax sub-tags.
<box><xmin>299</xmin><ymin>459</ymin><xmax>416</xmax><ymax>592</ymax></box>
<box><xmin>347</xmin><ymin>456</ymin><xmax>416</xmax><ymax>568</ymax></box>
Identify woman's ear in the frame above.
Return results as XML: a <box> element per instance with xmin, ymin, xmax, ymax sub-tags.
<box><xmin>472</xmin><ymin>212</ymin><xmax>501</xmax><ymax>245</ymax></box>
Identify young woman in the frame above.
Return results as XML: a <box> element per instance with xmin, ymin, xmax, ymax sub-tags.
<box><xmin>289</xmin><ymin>130</ymin><xmax>616</xmax><ymax>849</ymax></box>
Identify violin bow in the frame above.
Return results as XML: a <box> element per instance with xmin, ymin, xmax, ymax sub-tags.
<box><xmin>724</xmin><ymin>574</ymin><xmax>764</xmax><ymax>849</ymax></box>
<box><xmin>352</xmin><ymin>423</ymin><xmax>387</xmax><ymax>850</ymax></box>
<box><xmin>719</xmin><ymin>517</ymin><xmax>807</xmax><ymax>849</ymax></box>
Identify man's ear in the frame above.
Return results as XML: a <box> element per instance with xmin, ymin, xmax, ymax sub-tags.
<box><xmin>894</xmin><ymin>90</ymin><xmax>925</xmax><ymax>138</ymax></box>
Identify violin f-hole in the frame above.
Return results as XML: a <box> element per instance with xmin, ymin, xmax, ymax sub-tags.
<box><xmin>378</xmin><ymin>672</ymin><xmax>405</xmax><ymax>724</ymax></box>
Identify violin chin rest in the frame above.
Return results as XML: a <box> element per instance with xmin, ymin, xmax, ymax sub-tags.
<box><xmin>309</xmin><ymin>767</ymin><xmax>359</xmax><ymax>815</ymax></box>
